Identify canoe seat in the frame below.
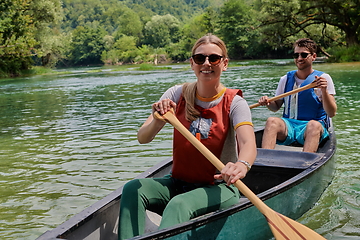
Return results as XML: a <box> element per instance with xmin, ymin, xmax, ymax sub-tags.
<box><xmin>145</xmin><ymin>210</ymin><xmax>161</xmax><ymax>233</ymax></box>
<box><xmin>274</xmin><ymin>144</ymin><xmax>303</xmax><ymax>151</ymax></box>
<box><xmin>254</xmin><ymin>148</ymin><xmax>323</xmax><ymax>169</ymax></box>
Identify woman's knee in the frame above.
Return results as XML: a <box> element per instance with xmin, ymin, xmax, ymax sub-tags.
<box><xmin>160</xmin><ymin>196</ymin><xmax>194</xmax><ymax>227</ymax></box>
<box><xmin>167</xmin><ymin>195</ymin><xmax>191</xmax><ymax>210</ymax></box>
<box><xmin>122</xmin><ymin>179</ymin><xmax>143</xmax><ymax>198</ymax></box>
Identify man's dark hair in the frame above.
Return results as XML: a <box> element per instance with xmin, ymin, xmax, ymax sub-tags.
<box><xmin>294</xmin><ymin>38</ymin><xmax>317</xmax><ymax>54</ymax></box>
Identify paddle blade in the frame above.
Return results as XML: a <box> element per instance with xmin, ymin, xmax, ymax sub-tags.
<box><xmin>265</xmin><ymin>211</ymin><xmax>326</xmax><ymax>240</ymax></box>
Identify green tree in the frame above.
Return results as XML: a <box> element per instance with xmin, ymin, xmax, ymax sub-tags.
<box><xmin>0</xmin><ymin>0</ymin><xmax>34</xmax><ymax>75</ymax></box>
<box><xmin>68</xmin><ymin>25</ymin><xmax>107</xmax><ymax>65</ymax></box>
<box><xmin>114</xmin><ymin>9</ymin><xmax>143</xmax><ymax>41</ymax></box>
<box><xmin>127</xmin><ymin>4</ymin><xmax>155</xmax><ymax>24</ymax></box>
<box><xmin>168</xmin><ymin>8</ymin><xmax>221</xmax><ymax>61</ymax></box>
<box><xmin>31</xmin><ymin>0</ymin><xmax>64</xmax><ymax>67</ymax></box>
<box><xmin>182</xmin><ymin>8</ymin><xmax>219</xmax><ymax>41</ymax></box>
<box><xmin>217</xmin><ymin>0</ymin><xmax>256</xmax><ymax>58</ymax></box>
<box><xmin>36</xmin><ymin>30</ymin><xmax>71</xmax><ymax>67</ymax></box>
<box><xmin>143</xmin><ymin>14</ymin><xmax>180</xmax><ymax>48</ymax></box>
<box><xmin>101</xmin><ymin>35</ymin><xmax>139</xmax><ymax>64</ymax></box>
<box><xmin>258</xmin><ymin>0</ymin><xmax>359</xmax><ymax>48</ymax></box>
<box><xmin>128</xmin><ymin>0</ymin><xmax>213</xmax><ymax>21</ymax></box>
<box><xmin>0</xmin><ymin>0</ymin><xmax>62</xmax><ymax>75</ymax></box>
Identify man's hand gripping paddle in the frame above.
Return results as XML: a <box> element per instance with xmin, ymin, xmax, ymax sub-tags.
<box><xmin>249</xmin><ymin>81</ymin><xmax>317</xmax><ymax>109</ymax></box>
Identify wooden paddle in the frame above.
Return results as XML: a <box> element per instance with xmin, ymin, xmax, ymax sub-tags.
<box><xmin>154</xmin><ymin>109</ymin><xmax>326</xmax><ymax>240</ymax></box>
<box><xmin>249</xmin><ymin>81</ymin><xmax>317</xmax><ymax>109</ymax></box>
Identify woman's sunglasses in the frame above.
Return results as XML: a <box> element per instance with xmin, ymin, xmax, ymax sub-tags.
<box><xmin>293</xmin><ymin>52</ymin><xmax>312</xmax><ymax>59</ymax></box>
<box><xmin>192</xmin><ymin>54</ymin><xmax>223</xmax><ymax>65</ymax></box>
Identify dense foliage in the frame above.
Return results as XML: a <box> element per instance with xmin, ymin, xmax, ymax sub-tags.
<box><xmin>257</xmin><ymin>0</ymin><xmax>360</xmax><ymax>51</ymax></box>
<box><xmin>0</xmin><ymin>0</ymin><xmax>63</xmax><ymax>76</ymax></box>
<box><xmin>1</xmin><ymin>0</ymin><xmax>359</xmax><ymax>77</ymax></box>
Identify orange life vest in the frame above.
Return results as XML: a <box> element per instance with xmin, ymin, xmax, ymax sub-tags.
<box><xmin>171</xmin><ymin>88</ymin><xmax>242</xmax><ymax>185</ymax></box>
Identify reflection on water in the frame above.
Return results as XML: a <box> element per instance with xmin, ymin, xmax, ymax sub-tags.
<box><xmin>0</xmin><ymin>61</ymin><xmax>359</xmax><ymax>239</ymax></box>
<box><xmin>298</xmin><ymin>63</ymin><xmax>360</xmax><ymax>239</ymax></box>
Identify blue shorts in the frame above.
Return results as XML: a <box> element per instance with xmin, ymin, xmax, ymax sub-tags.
<box><xmin>277</xmin><ymin>118</ymin><xmax>329</xmax><ymax>146</ymax></box>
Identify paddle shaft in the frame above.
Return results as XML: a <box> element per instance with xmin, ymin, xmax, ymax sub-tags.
<box><xmin>249</xmin><ymin>81</ymin><xmax>317</xmax><ymax>109</ymax></box>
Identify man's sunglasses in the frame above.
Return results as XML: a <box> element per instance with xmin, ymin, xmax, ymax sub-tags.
<box><xmin>192</xmin><ymin>54</ymin><xmax>223</xmax><ymax>65</ymax></box>
<box><xmin>293</xmin><ymin>52</ymin><xmax>312</xmax><ymax>59</ymax></box>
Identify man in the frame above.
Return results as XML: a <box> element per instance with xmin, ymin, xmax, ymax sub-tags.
<box><xmin>258</xmin><ymin>38</ymin><xmax>337</xmax><ymax>152</ymax></box>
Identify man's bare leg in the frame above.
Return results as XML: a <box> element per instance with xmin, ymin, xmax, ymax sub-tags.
<box><xmin>303</xmin><ymin>120</ymin><xmax>323</xmax><ymax>152</ymax></box>
<box><xmin>262</xmin><ymin>117</ymin><xmax>288</xmax><ymax>149</ymax></box>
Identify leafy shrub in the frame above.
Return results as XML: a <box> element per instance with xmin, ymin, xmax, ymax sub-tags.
<box><xmin>328</xmin><ymin>45</ymin><xmax>360</xmax><ymax>63</ymax></box>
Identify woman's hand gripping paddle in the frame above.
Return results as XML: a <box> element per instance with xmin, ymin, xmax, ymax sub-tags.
<box><xmin>249</xmin><ymin>81</ymin><xmax>317</xmax><ymax>109</ymax></box>
<box><xmin>154</xmin><ymin>109</ymin><xmax>326</xmax><ymax>240</ymax></box>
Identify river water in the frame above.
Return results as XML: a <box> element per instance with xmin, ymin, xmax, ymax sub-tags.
<box><xmin>0</xmin><ymin>61</ymin><xmax>359</xmax><ymax>239</ymax></box>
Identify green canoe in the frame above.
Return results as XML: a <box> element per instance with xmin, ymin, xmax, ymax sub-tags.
<box><xmin>37</xmin><ymin>121</ymin><xmax>336</xmax><ymax>240</ymax></box>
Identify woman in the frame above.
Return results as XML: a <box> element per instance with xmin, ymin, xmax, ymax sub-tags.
<box><xmin>118</xmin><ymin>34</ymin><xmax>257</xmax><ymax>239</ymax></box>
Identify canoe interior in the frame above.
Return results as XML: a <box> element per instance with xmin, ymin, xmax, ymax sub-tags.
<box><xmin>37</xmin><ymin>126</ymin><xmax>335</xmax><ymax>240</ymax></box>
<box><xmin>242</xmin><ymin>148</ymin><xmax>322</xmax><ymax>195</ymax></box>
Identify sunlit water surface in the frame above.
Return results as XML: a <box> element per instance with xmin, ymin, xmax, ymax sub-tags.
<box><xmin>0</xmin><ymin>61</ymin><xmax>359</xmax><ymax>239</ymax></box>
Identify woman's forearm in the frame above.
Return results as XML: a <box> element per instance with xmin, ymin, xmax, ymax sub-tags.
<box><xmin>137</xmin><ymin>115</ymin><xmax>166</xmax><ymax>144</ymax></box>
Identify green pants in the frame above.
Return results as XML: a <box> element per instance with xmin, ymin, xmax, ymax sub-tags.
<box><xmin>118</xmin><ymin>175</ymin><xmax>240</xmax><ymax>240</ymax></box>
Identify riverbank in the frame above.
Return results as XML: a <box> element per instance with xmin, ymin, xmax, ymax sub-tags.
<box><xmin>1</xmin><ymin>59</ymin><xmax>296</xmax><ymax>80</ymax></box>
